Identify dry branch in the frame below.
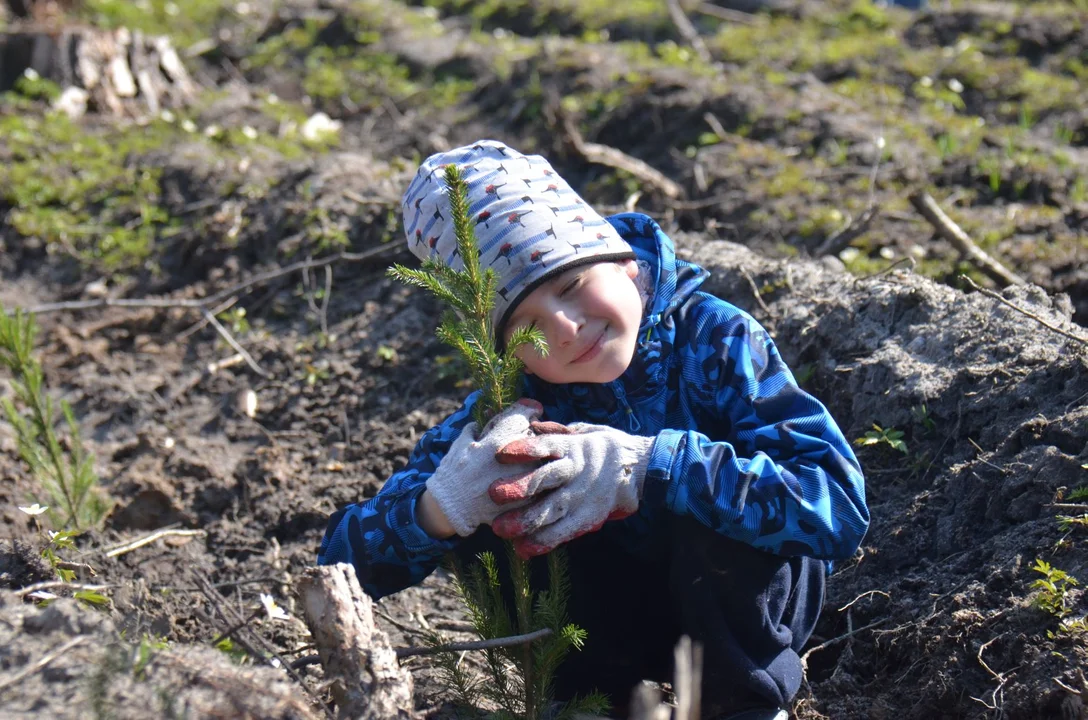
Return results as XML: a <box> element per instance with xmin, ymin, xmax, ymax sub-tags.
<box><xmin>909</xmin><ymin>192</ymin><xmax>1025</xmax><ymax>287</ymax></box>
<box><xmin>298</xmin><ymin>564</ymin><xmax>415</xmax><ymax>720</ymax></box>
<box><xmin>103</xmin><ymin>528</ymin><xmax>206</xmax><ymax>558</ymax></box>
<box><xmin>959</xmin><ymin>275</ymin><xmax>1088</xmax><ymax>348</ymax></box>
<box><xmin>556</xmin><ymin>107</ymin><xmax>685</xmax><ymax>200</ymax></box>
<box><xmin>7</xmin><ymin>246</ymin><xmax>398</xmax><ymax>378</ymax></box>
<box><xmin>395</xmin><ymin>628</ymin><xmax>553</xmax><ymax>659</ymax></box>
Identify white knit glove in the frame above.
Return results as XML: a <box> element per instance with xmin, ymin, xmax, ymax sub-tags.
<box><xmin>426</xmin><ymin>399</ymin><xmax>543</xmax><ymax>537</ymax></box>
<box><xmin>489</xmin><ymin>421</ymin><xmax>655</xmax><ymax>557</ymax></box>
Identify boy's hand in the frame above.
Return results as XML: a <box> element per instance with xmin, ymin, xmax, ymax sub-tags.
<box><xmin>489</xmin><ymin>422</ymin><xmax>655</xmax><ymax>558</ymax></box>
<box><xmin>425</xmin><ymin>399</ymin><xmax>543</xmax><ymax>537</ymax></box>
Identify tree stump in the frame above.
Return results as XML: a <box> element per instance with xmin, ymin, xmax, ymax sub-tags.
<box><xmin>298</xmin><ymin>564</ymin><xmax>416</xmax><ymax>720</ymax></box>
<box><xmin>0</xmin><ymin>22</ymin><xmax>195</xmax><ymax>117</ymax></box>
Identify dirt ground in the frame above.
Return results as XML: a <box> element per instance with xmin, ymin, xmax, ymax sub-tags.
<box><xmin>1</xmin><ymin>0</ymin><xmax>1087</xmax><ymax>718</ymax></box>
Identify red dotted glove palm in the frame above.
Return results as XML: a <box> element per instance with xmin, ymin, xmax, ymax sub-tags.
<box><xmin>489</xmin><ymin>421</ymin><xmax>655</xmax><ymax>558</ymax></box>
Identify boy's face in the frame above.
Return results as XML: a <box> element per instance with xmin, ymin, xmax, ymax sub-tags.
<box><xmin>503</xmin><ymin>260</ymin><xmax>643</xmax><ymax>384</ymax></box>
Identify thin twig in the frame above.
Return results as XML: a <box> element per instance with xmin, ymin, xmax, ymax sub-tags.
<box><xmin>176</xmin><ymin>295</ymin><xmax>239</xmax><ymax>341</ymax></box>
<box><xmin>55</xmin><ymin>561</ymin><xmax>97</xmax><ymax>576</ymax></box>
<box><xmin>201</xmin><ymin>307</ymin><xmax>267</xmax><ymax>377</ymax></box>
<box><xmin>814</xmin><ymin>205</ymin><xmax>880</xmax><ymax>257</ymax></box>
<box><xmin>740</xmin><ymin>268</ymin><xmax>772</xmax><ymax>317</ymax></box>
<box><xmin>703</xmin><ymin>112</ymin><xmax>728</xmax><ymax>140</ymax></box>
<box><xmin>800</xmin><ymin>617</ymin><xmax>889</xmax><ymax>670</ymax></box>
<box><xmin>320</xmin><ymin>265</ymin><xmax>332</xmax><ymax>337</ymax></box>
<box><xmin>967</xmin><ymin>437</ymin><xmax>1010</xmax><ymax>474</ymax></box>
<box><xmin>394</xmin><ymin>627</ymin><xmax>553</xmax><ymax>659</ymax></box>
<box><xmin>210</xmin><ymin>607</ymin><xmax>262</xmax><ymax>648</ymax></box>
<box><xmin>960</xmin><ymin>275</ymin><xmax>1088</xmax><ymax>348</ymax></box>
<box><xmin>1046</xmin><ymin>504</ymin><xmax>1088</xmax><ymax>512</ymax></box>
<box><xmin>12</xmin><ymin>246</ymin><xmax>396</xmax><ymax>316</ymax></box>
<box><xmin>151</xmin><ymin>576</ymin><xmax>282</xmax><ymax>593</ymax></box>
<box><xmin>664</xmin><ymin>0</ymin><xmax>712</xmax><ymax>63</ymax></box>
<box><xmin>0</xmin><ymin>635</ymin><xmax>87</xmax><ymax>694</ymax></box>
<box><xmin>15</xmin><ymin>580</ymin><xmax>114</xmax><ymax>597</ymax></box>
<box><xmin>103</xmin><ymin>528</ymin><xmax>206</xmax><ymax>558</ymax></box>
<box><xmin>909</xmin><ymin>192</ymin><xmax>1025</xmax><ymax>287</ymax></box>
<box><xmin>197</xmin><ymin>576</ymin><xmax>332</xmax><ymax>720</ymax></box>
<box><xmin>855</xmin><ymin>256</ymin><xmax>916</xmax><ymax>283</ymax></box>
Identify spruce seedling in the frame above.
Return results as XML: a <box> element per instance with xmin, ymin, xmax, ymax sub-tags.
<box><xmin>389</xmin><ymin>165</ymin><xmax>608</xmax><ymax>720</ymax></box>
<box><xmin>389</xmin><ymin>164</ymin><xmax>546</xmax><ymax>428</ymax></box>
<box><xmin>0</xmin><ymin>306</ymin><xmax>111</xmax><ymax>530</ymax></box>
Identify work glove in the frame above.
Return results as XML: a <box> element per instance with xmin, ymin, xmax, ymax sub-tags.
<box><xmin>426</xmin><ymin>399</ymin><xmax>543</xmax><ymax>537</ymax></box>
<box><xmin>489</xmin><ymin>421</ymin><xmax>655</xmax><ymax>558</ymax></box>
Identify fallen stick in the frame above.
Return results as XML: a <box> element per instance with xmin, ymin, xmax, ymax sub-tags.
<box><xmin>909</xmin><ymin>192</ymin><xmax>1025</xmax><ymax>288</ymax></box>
<box><xmin>557</xmin><ymin>110</ymin><xmax>685</xmax><ymax>200</ymax></box>
<box><xmin>103</xmin><ymin>528</ymin><xmax>206</xmax><ymax>558</ymax></box>
<box><xmin>395</xmin><ymin>627</ymin><xmax>552</xmax><ymax>659</ymax></box>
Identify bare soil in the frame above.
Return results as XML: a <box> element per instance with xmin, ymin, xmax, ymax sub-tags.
<box><xmin>1</xmin><ymin>1</ymin><xmax>1087</xmax><ymax>718</ymax></box>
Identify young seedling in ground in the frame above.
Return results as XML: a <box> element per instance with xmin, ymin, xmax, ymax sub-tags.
<box><xmin>855</xmin><ymin>423</ymin><xmax>908</xmax><ymax>454</ymax></box>
<box><xmin>389</xmin><ymin>165</ymin><xmax>608</xmax><ymax>720</ymax></box>
<box><xmin>0</xmin><ymin>306</ymin><xmax>111</xmax><ymax>530</ymax></box>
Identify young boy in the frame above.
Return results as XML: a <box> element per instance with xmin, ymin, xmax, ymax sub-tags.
<box><xmin>319</xmin><ymin>140</ymin><xmax>869</xmax><ymax>720</ymax></box>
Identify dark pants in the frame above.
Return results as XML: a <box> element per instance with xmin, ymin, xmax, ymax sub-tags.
<box><xmin>454</xmin><ymin>515</ymin><xmax>825</xmax><ymax>718</ymax></box>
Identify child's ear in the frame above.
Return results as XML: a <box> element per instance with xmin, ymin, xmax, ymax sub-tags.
<box><xmin>621</xmin><ymin>258</ymin><xmax>638</xmax><ymax>280</ymax></box>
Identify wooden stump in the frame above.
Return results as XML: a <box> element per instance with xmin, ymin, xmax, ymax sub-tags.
<box><xmin>0</xmin><ymin>23</ymin><xmax>195</xmax><ymax>116</ymax></box>
<box><xmin>298</xmin><ymin>564</ymin><xmax>416</xmax><ymax>720</ymax></box>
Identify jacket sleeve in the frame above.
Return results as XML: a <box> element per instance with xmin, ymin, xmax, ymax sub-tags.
<box><xmin>641</xmin><ymin>298</ymin><xmax>869</xmax><ymax>560</ymax></box>
<box><xmin>317</xmin><ymin>393</ymin><xmax>478</xmax><ymax>600</ymax></box>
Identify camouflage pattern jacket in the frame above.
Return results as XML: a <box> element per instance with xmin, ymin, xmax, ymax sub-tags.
<box><xmin>318</xmin><ymin>213</ymin><xmax>869</xmax><ymax>599</ymax></box>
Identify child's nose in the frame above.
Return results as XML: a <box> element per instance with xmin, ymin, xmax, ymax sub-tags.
<box><xmin>550</xmin><ymin>312</ymin><xmax>580</xmax><ymax>347</ymax></box>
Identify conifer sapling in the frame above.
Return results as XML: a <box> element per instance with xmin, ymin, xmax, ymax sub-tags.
<box><xmin>389</xmin><ymin>165</ymin><xmax>609</xmax><ymax>720</ymax></box>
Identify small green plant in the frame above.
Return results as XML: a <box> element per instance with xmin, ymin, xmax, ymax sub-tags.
<box><xmin>432</xmin><ymin>551</ymin><xmax>608</xmax><ymax>719</ymax></box>
<box><xmin>1058</xmin><ymin>515</ymin><xmax>1088</xmax><ymax>532</ymax></box>
<box><xmin>911</xmin><ymin>404</ymin><xmax>936</xmax><ymax>433</ymax></box>
<box><xmin>0</xmin><ymin>307</ymin><xmax>111</xmax><ymax>530</ymax></box>
<box><xmin>132</xmin><ymin>635</ymin><xmax>170</xmax><ymax>680</ymax></box>
<box><xmin>214</xmin><ymin>637</ymin><xmax>250</xmax><ymax>664</ymax></box>
<box><xmin>1031</xmin><ymin>558</ymin><xmax>1078</xmax><ymax>619</ymax></box>
<box><xmin>855</xmin><ymin>424</ymin><xmax>908</xmax><ymax>454</ymax></box>
<box><xmin>40</xmin><ymin>528</ymin><xmax>79</xmax><ymax>581</ymax></box>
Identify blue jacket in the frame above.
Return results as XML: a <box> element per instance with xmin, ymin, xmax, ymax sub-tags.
<box><xmin>319</xmin><ymin>213</ymin><xmax>869</xmax><ymax>599</ymax></box>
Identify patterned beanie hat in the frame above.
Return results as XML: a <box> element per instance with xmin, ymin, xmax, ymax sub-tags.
<box><xmin>401</xmin><ymin>139</ymin><xmax>635</xmax><ymax>333</ymax></box>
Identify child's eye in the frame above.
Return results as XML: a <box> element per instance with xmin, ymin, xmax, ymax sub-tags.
<box><xmin>560</xmin><ymin>277</ymin><xmax>581</xmax><ymax>296</ymax></box>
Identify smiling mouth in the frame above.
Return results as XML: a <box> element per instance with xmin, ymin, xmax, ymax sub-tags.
<box><xmin>571</xmin><ymin>329</ymin><xmax>605</xmax><ymax>363</ymax></box>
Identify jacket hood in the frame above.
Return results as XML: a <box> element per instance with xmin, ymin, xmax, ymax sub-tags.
<box><xmin>522</xmin><ymin>213</ymin><xmax>708</xmax><ymax>427</ymax></box>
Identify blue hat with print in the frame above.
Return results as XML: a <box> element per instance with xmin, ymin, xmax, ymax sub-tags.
<box><xmin>401</xmin><ymin>140</ymin><xmax>635</xmax><ymax>333</ymax></box>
